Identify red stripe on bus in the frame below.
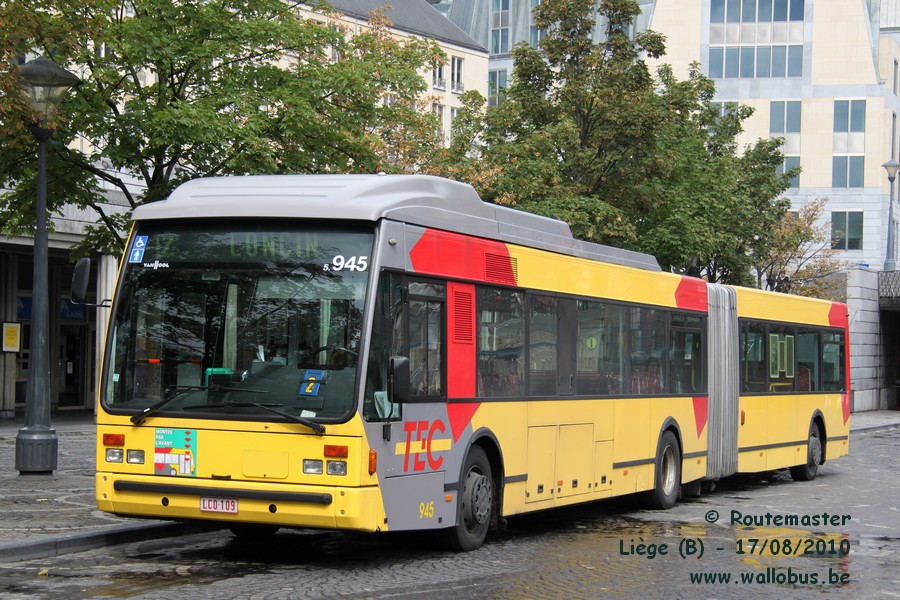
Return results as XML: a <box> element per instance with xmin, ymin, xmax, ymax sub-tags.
<box><xmin>692</xmin><ymin>396</ymin><xmax>708</xmax><ymax>438</ymax></box>
<box><xmin>828</xmin><ymin>301</ymin><xmax>848</xmax><ymax>328</ymax></box>
<box><xmin>674</xmin><ymin>277</ymin><xmax>707</xmax><ymax>312</ymax></box>
<box><xmin>447</xmin><ymin>402</ymin><xmax>481</xmax><ymax>443</ymax></box>
<box><xmin>447</xmin><ymin>282</ymin><xmax>477</xmax><ymax>398</ymax></box>
<box><xmin>410</xmin><ymin>229</ymin><xmax>516</xmax><ymax>285</ymax></box>
<box><xmin>829</xmin><ymin>302</ymin><xmax>851</xmax><ymax>424</ymax></box>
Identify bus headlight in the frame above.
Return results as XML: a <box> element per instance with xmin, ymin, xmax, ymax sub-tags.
<box><xmin>106</xmin><ymin>448</ymin><xmax>124</xmax><ymax>463</ymax></box>
<box><xmin>127</xmin><ymin>449</ymin><xmax>145</xmax><ymax>464</ymax></box>
<box><xmin>303</xmin><ymin>459</ymin><xmax>323</xmax><ymax>475</ymax></box>
<box><xmin>326</xmin><ymin>460</ymin><xmax>347</xmax><ymax>476</ymax></box>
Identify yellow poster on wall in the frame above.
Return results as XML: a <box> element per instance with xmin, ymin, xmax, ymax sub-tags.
<box><xmin>2</xmin><ymin>323</ymin><xmax>21</xmax><ymax>352</ymax></box>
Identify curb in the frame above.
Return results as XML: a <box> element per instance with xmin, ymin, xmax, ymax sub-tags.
<box><xmin>851</xmin><ymin>421</ymin><xmax>900</xmax><ymax>433</ymax></box>
<box><xmin>0</xmin><ymin>521</ymin><xmax>199</xmax><ymax>563</ymax></box>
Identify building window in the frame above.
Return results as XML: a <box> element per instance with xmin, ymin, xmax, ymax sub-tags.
<box><xmin>832</xmin><ymin>156</ymin><xmax>865</xmax><ymax>188</ymax></box>
<box><xmin>491</xmin><ymin>0</ymin><xmax>510</xmax><ymax>55</ymax></box>
<box><xmin>779</xmin><ymin>156</ymin><xmax>800</xmax><ymax>188</ymax></box>
<box><xmin>432</xmin><ymin>61</ymin><xmax>445</xmax><ymax>90</ymax></box>
<box><xmin>449</xmin><ymin>107</ymin><xmax>460</xmax><ymax>143</ymax></box>
<box><xmin>708</xmin><ymin>0</ymin><xmax>804</xmax><ymax>80</ymax></box>
<box><xmin>834</xmin><ymin>99</ymin><xmax>866</xmax><ymax>133</ymax></box>
<box><xmin>328</xmin><ymin>24</ymin><xmax>342</xmax><ymax>63</ymax></box>
<box><xmin>770</xmin><ymin>100</ymin><xmax>800</xmax><ymax>133</ymax></box>
<box><xmin>711</xmin><ymin>101</ymin><xmax>740</xmax><ymax>118</ymax></box>
<box><xmin>833</xmin><ymin>99</ymin><xmax>865</xmax><ymax>188</ymax></box>
<box><xmin>894</xmin><ymin>59</ymin><xmax>898</xmax><ymax>95</ymax></box>
<box><xmin>890</xmin><ymin>112</ymin><xmax>898</xmax><ymax>161</ymax></box>
<box><xmin>433</xmin><ymin>103</ymin><xmax>445</xmax><ymax>143</ymax></box>
<box><xmin>530</xmin><ymin>0</ymin><xmax>545</xmax><ymax>47</ymax></box>
<box><xmin>489</xmin><ymin>69</ymin><xmax>507</xmax><ymax>107</ymax></box>
<box><xmin>451</xmin><ymin>57</ymin><xmax>464</xmax><ymax>93</ymax></box>
<box><xmin>770</xmin><ymin>100</ymin><xmax>801</xmax><ymax>187</ymax></box>
<box><xmin>831</xmin><ymin>210</ymin><xmax>863</xmax><ymax>250</ymax></box>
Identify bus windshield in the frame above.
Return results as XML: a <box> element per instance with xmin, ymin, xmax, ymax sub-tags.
<box><xmin>103</xmin><ymin>222</ymin><xmax>373</xmax><ymax>423</ymax></box>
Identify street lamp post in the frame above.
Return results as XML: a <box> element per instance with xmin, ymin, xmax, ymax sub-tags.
<box><xmin>14</xmin><ymin>57</ymin><xmax>81</xmax><ymax>475</ymax></box>
<box><xmin>883</xmin><ymin>159</ymin><xmax>900</xmax><ymax>272</ymax></box>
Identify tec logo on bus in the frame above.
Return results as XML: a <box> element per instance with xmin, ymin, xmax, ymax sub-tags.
<box><xmin>400</xmin><ymin>420</ymin><xmax>451</xmax><ymax>472</ymax></box>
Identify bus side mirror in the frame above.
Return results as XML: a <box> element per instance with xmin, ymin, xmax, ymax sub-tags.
<box><xmin>71</xmin><ymin>257</ymin><xmax>91</xmax><ymax>305</ymax></box>
<box><xmin>388</xmin><ymin>356</ymin><xmax>410</xmax><ymax>404</ymax></box>
<box><xmin>70</xmin><ymin>257</ymin><xmax>111</xmax><ymax>307</ymax></box>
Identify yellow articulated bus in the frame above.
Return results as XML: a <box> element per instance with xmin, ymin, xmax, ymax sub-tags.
<box><xmin>74</xmin><ymin>174</ymin><xmax>849</xmax><ymax>551</ymax></box>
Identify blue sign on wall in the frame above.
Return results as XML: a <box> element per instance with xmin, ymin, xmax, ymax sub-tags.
<box><xmin>17</xmin><ymin>297</ymin><xmax>87</xmax><ymax>321</ymax></box>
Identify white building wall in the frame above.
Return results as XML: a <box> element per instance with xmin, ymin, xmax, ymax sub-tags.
<box><xmin>846</xmin><ymin>267</ymin><xmax>887</xmax><ymax>410</ymax></box>
<box><xmin>650</xmin><ymin>0</ymin><xmax>900</xmax><ymax>272</ymax></box>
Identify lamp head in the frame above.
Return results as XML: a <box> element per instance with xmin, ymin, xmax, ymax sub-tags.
<box><xmin>18</xmin><ymin>57</ymin><xmax>81</xmax><ymax>127</ymax></box>
<box><xmin>883</xmin><ymin>159</ymin><xmax>900</xmax><ymax>183</ymax></box>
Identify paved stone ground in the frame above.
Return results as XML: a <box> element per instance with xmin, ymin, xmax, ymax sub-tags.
<box><xmin>0</xmin><ymin>410</ymin><xmax>897</xmax><ymax>563</ymax></box>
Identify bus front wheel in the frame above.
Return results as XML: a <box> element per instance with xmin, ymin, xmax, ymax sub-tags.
<box><xmin>440</xmin><ymin>445</ymin><xmax>492</xmax><ymax>551</ymax></box>
<box><xmin>645</xmin><ymin>430</ymin><xmax>681</xmax><ymax>510</ymax></box>
<box><xmin>790</xmin><ymin>422</ymin><xmax>822</xmax><ymax>482</ymax></box>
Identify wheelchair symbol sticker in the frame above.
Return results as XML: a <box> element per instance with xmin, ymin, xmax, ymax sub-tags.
<box><xmin>129</xmin><ymin>236</ymin><xmax>149</xmax><ymax>263</ymax></box>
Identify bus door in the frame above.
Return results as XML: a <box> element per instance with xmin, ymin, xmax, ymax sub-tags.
<box><xmin>364</xmin><ymin>275</ymin><xmax>454</xmax><ymax>532</ymax></box>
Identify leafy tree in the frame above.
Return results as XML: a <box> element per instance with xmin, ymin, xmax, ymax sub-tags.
<box><xmin>0</xmin><ymin>0</ymin><xmax>441</xmax><ymax>255</ymax></box>
<box><xmin>434</xmin><ymin>0</ymin><xmax>666</xmax><ymax>246</ymax></box>
<box><xmin>434</xmin><ymin>0</ymin><xmax>795</xmax><ymax>285</ymax></box>
<box><xmin>752</xmin><ymin>196</ymin><xmax>844</xmax><ymax>299</ymax></box>
<box><xmin>637</xmin><ymin>64</ymin><xmax>794</xmax><ymax>284</ymax></box>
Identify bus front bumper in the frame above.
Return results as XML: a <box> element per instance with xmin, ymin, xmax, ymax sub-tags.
<box><xmin>96</xmin><ymin>473</ymin><xmax>385</xmax><ymax>532</ymax></box>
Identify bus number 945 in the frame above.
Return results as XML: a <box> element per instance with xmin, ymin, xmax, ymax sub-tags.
<box><xmin>419</xmin><ymin>501</ymin><xmax>435</xmax><ymax>519</ymax></box>
<box><xmin>324</xmin><ymin>255</ymin><xmax>368</xmax><ymax>272</ymax></box>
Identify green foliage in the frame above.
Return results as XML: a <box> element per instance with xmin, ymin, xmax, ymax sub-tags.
<box><xmin>432</xmin><ymin>0</ymin><xmax>794</xmax><ymax>285</ymax></box>
<box><xmin>1</xmin><ymin>0</ymin><xmax>440</xmax><ymax>255</ymax></box>
<box><xmin>636</xmin><ymin>64</ymin><xmax>792</xmax><ymax>284</ymax></box>
<box><xmin>432</xmin><ymin>0</ymin><xmax>670</xmax><ymax>240</ymax></box>
<box><xmin>752</xmin><ymin>197</ymin><xmax>844</xmax><ymax>299</ymax></box>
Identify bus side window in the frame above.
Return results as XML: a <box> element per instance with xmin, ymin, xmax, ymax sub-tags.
<box><xmin>822</xmin><ymin>332</ymin><xmax>845</xmax><ymax>392</ymax></box>
<box><xmin>740</xmin><ymin>321</ymin><xmax>767</xmax><ymax>393</ymax></box>
<box><xmin>768</xmin><ymin>327</ymin><xmax>795</xmax><ymax>392</ymax></box>
<box><xmin>477</xmin><ymin>288</ymin><xmax>525</xmax><ymax>398</ymax></box>
<box><xmin>409</xmin><ymin>298</ymin><xmax>443</xmax><ymax>397</ymax></box>
<box><xmin>407</xmin><ymin>281</ymin><xmax>445</xmax><ymax>399</ymax></box>
<box><xmin>668</xmin><ymin>316</ymin><xmax>704</xmax><ymax>395</ymax></box>
<box><xmin>363</xmin><ymin>274</ymin><xmax>404</xmax><ymax>421</ymax></box>
<box><xmin>796</xmin><ymin>329</ymin><xmax>820</xmax><ymax>392</ymax></box>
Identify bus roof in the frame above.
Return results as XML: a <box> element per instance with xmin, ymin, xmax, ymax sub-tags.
<box><xmin>134</xmin><ymin>174</ymin><xmax>660</xmax><ymax>272</ymax></box>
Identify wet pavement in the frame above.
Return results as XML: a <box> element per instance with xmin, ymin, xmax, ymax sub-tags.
<box><xmin>0</xmin><ymin>412</ymin><xmax>198</xmax><ymax>562</ymax></box>
<box><xmin>0</xmin><ymin>409</ymin><xmax>898</xmax><ymax>563</ymax></box>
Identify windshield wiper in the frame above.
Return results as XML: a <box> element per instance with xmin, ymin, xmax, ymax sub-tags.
<box><xmin>209</xmin><ymin>384</ymin><xmax>267</xmax><ymax>394</ymax></box>
<box><xmin>130</xmin><ymin>385</ymin><xmax>206</xmax><ymax>425</ymax></box>
<box><xmin>186</xmin><ymin>401</ymin><xmax>326</xmax><ymax>435</ymax></box>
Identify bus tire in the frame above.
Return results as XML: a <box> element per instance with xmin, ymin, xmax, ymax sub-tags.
<box><xmin>439</xmin><ymin>445</ymin><xmax>492</xmax><ymax>551</ymax></box>
<box><xmin>790</xmin><ymin>422</ymin><xmax>822</xmax><ymax>482</ymax></box>
<box><xmin>645</xmin><ymin>430</ymin><xmax>681</xmax><ymax>510</ymax></box>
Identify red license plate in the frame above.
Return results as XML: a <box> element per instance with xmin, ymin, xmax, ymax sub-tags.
<box><xmin>200</xmin><ymin>497</ymin><xmax>238</xmax><ymax>514</ymax></box>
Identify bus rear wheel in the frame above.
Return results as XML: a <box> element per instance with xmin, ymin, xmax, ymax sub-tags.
<box><xmin>645</xmin><ymin>430</ymin><xmax>681</xmax><ymax>510</ymax></box>
<box><xmin>439</xmin><ymin>445</ymin><xmax>492</xmax><ymax>551</ymax></box>
<box><xmin>790</xmin><ymin>423</ymin><xmax>822</xmax><ymax>482</ymax></box>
